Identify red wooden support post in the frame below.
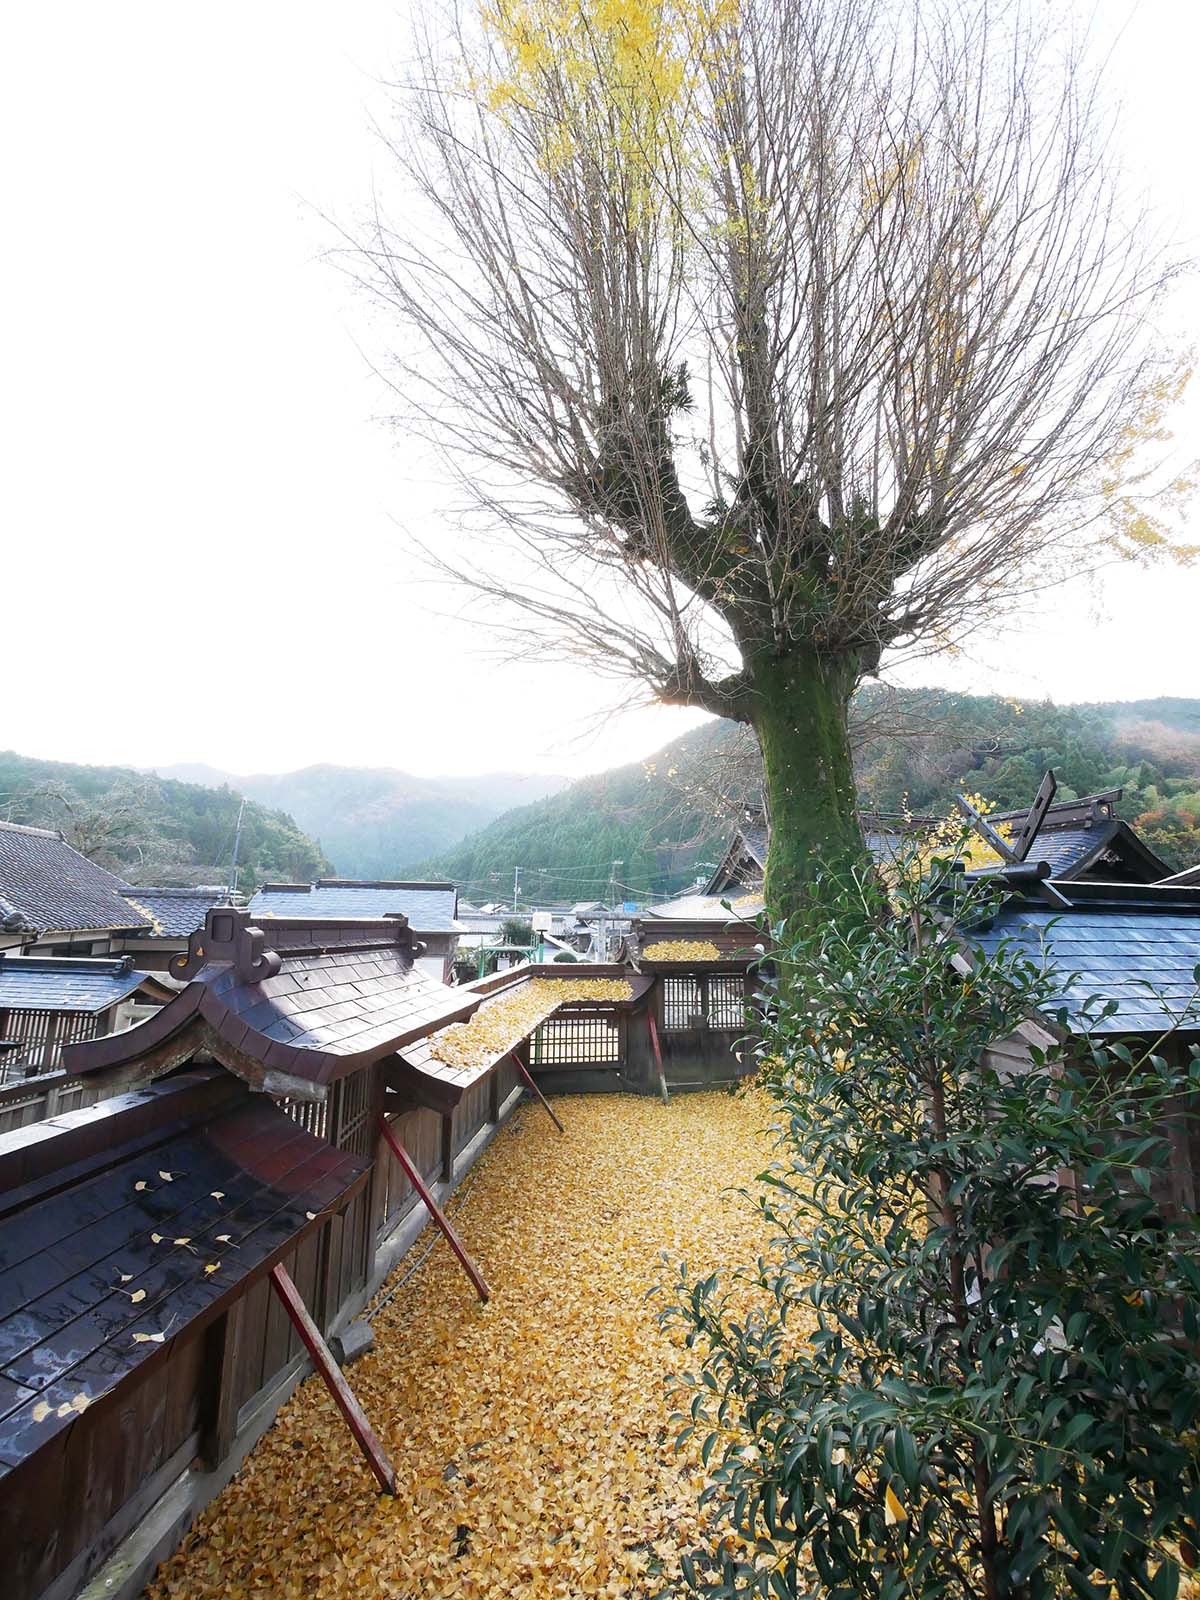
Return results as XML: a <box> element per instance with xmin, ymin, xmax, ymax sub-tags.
<box><xmin>378</xmin><ymin>1116</ymin><xmax>491</xmax><ymax>1303</ymax></box>
<box><xmin>647</xmin><ymin>1010</ymin><xmax>670</xmax><ymax>1105</ymax></box>
<box><xmin>508</xmin><ymin>1051</ymin><xmax>565</xmax><ymax>1135</ymax></box>
<box><xmin>268</xmin><ymin>1263</ymin><xmax>396</xmax><ymax>1495</ymax></box>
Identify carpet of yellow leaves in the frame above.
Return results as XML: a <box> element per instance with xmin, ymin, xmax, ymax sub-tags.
<box><xmin>643</xmin><ymin>940</ymin><xmax>721</xmax><ymax>962</ymax></box>
<box><xmin>147</xmin><ymin>1090</ymin><xmax>778</xmax><ymax>1600</ymax></box>
<box><xmin>430</xmin><ymin>978</ymin><xmax>633</xmax><ymax>1073</ymax></box>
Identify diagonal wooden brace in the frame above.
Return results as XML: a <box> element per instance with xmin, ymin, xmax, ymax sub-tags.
<box><xmin>268</xmin><ymin>1264</ymin><xmax>396</xmax><ymax>1495</ymax></box>
<box><xmin>647</xmin><ymin>1010</ymin><xmax>670</xmax><ymax>1105</ymax></box>
<box><xmin>508</xmin><ymin>1051</ymin><xmax>565</xmax><ymax>1134</ymax></box>
<box><xmin>378</xmin><ymin>1116</ymin><xmax>491</xmax><ymax>1303</ymax></box>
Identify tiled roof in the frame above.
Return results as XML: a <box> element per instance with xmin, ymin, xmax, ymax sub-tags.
<box><xmin>123</xmin><ymin>887</ymin><xmax>227</xmax><ymax>938</ymax></box>
<box><xmin>645</xmin><ymin>892</ymin><xmax>764</xmax><ymax>920</ymax></box>
<box><xmin>740</xmin><ymin>823</ymin><xmax>768</xmax><ymax>867</ymax></box>
<box><xmin>967</xmin><ymin>902</ymin><xmax>1200</xmax><ymax>1034</ymax></box>
<box><xmin>1021</xmin><ymin>822</ymin><xmax>1111</xmax><ymax>877</ymax></box>
<box><xmin>0</xmin><ymin>822</ymin><xmax>150</xmax><ymax>937</ymax></box>
<box><xmin>0</xmin><ymin>955</ymin><xmax>149</xmax><ymax>1014</ymax></box>
<box><xmin>247</xmin><ymin>880</ymin><xmax>459</xmax><ymax>932</ymax></box>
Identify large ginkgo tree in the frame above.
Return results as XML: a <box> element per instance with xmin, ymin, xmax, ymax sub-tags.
<box><xmin>355</xmin><ymin>0</ymin><xmax>1192</xmax><ymax>918</ymax></box>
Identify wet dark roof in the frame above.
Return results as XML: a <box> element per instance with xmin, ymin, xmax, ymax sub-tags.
<box><xmin>122</xmin><ymin>888</ymin><xmax>227</xmax><ymax>939</ymax></box>
<box><xmin>0</xmin><ymin>956</ymin><xmax>148</xmax><ymax>1014</ymax></box>
<box><xmin>967</xmin><ymin>888</ymin><xmax>1200</xmax><ymax>1034</ymax></box>
<box><xmin>0</xmin><ymin>1070</ymin><xmax>366</xmax><ymax>1481</ymax></box>
<box><xmin>0</xmin><ymin>823</ymin><xmax>150</xmax><ymax>938</ymax></box>
<box><xmin>66</xmin><ymin>911</ymin><xmax>483</xmax><ymax>1090</ymax></box>
<box><xmin>248</xmin><ymin>880</ymin><xmax>459</xmax><ymax>932</ymax></box>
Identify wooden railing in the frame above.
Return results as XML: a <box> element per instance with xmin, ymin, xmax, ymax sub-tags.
<box><xmin>0</xmin><ymin>1066</ymin><xmax>108</xmax><ymax>1135</ymax></box>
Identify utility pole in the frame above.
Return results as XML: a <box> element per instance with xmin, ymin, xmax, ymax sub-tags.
<box><xmin>513</xmin><ymin>864</ymin><xmax>521</xmax><ymax>911</ymax></box>
<box><xmin>598</xmin><ymin>859</ymin><xmax>623</xmax><ymax>960</ymax></box>
<box><xmin>228</xmin><ymin>797</ymin><xmax>247</xmax><ymax>902</ymax></box>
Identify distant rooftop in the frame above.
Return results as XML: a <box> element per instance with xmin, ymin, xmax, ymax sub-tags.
<box><xmin>247</xmin><ymin>879</ymin><xmax>460</xmax><ymax>932</ymax></box>
<box><xmin>0</xmin><ymin>821</ymin><xmax>150</xmax><ymax>938</ymax></box>
<box><xmin>123</xmin><ymin>886</ymin><xmax>228</xmax><ymax>938</ymax></box>
<box><xmin>0</xmin><ymin>953</ymin><xmax>149</xmax><ymax>1013</ymax></box>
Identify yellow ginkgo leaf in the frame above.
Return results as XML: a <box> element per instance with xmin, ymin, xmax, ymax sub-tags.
<box><xmin>204</xmin><ymin>1263</ymin><xmax>220</xmax><ymax>1275</ymax></box>
<box><xmin>150</xmin><ymin>1233</ymin><xmax>163</xmax><ymax>1244</ymax></box>
<box><xmin>884</xmin><ymin>1483</ymin><xmax>907</xmax><ymax>1526</ymax></box>
<box><xmin>131</xmin><ymin>1331</ymin><xmax>166</xmax><ymax>1345</ymax></box>
<box><xmin>134</xmin><ymin>1180</ymin><xmax>148</xmax><ymax>1192</ymax></box>
<box><xmin>117</xmin><ymin>1272</ymin><xmax>132</xmax><ymax>1284</ymax></box>
<box><xmin>215</xmin><ymin>1234</ymin><xmax>232</xmax><ymax>1244</ymax></box>
<box><xmin>158</xmin><ymin>1170</ymin><xmax>174</xmax><ymax>1182</ymax></box>
<box><xmin>211</xmin><ymin>1191</ymin><xmax>225</xmax><ymax>1200</ymax></box>
<box><xmin>130</xmin><ymin>1288</ymin><xmax>146</xmax><ymax>1304</ymax></box>
<box><xmin>173</xmin><ymin>1237</ymin><xmax>190</xmax><ymax>1246</ymax></box>
<box><xmin>31</xmin><ymin>1401</ymin><xmax>52</xmax><ymax>1423</ymax></box>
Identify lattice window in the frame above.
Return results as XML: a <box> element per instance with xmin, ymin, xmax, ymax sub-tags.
<box><xmin>1</xmin><ymin>1010</ymin><xmax>98</xmax><ymax>1076</ymax></box>
<box><xmin>534</xmin><ymin>1011</ymin><xmax>620</xmax><ymax>1064</ymax></box>
<box><xmin>708</xmin><ymin>975</ymin><xmax>748</xmax><ymax>1031</ymax></box>
<box><xmin>277</xmin><ymin>1095</ymin><xmax>329</xmax><ymax>1141</ymax></box>
<box><xmin>329</xmin><ymin>1069</ymin><xmax>374</xmax><ymax>1156</ymax></box>
<box><xmin>661</xmin><ymin>977</ymin><xmax>702</xmax><ymax>1031</ymax></box>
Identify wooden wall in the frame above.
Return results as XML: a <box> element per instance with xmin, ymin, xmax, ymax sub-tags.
<box><xmin>4</xmin><ymin>1052</ymin><xmax>523</xmax><ymax>1600</ymax></box>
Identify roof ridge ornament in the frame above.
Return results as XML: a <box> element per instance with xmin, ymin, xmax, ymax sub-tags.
<box><xmin>169</xmin><ymin>907</ymin><xmax>282</xmax><ymax>984</ymax></box>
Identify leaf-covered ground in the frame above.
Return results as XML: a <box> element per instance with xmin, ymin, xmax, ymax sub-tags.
<box><xmin>148</xmin><ymin>1090</ymin><xmax>776</xmax><ymax>1600</ymax></box>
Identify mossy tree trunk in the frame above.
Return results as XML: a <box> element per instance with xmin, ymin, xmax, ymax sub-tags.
<box><xmin>749</xmin><ymin>650</ymin><xmax>865</xmax><ymax>924</ymax></box>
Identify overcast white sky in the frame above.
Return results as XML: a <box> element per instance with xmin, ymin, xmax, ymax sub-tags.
<box><xmin>2</xmin><ymin>1</ymin><xmax>1197</xmax><ymax>780</ymax></box>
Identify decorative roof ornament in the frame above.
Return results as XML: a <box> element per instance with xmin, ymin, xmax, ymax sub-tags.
<box><xmin>169</xmin><ymin>907</ymin><xmax>282</xmax><ymax>984</ymax></box>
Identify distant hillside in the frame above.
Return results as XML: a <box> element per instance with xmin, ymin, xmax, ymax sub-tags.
<box><xmin>150</xmin><ymin>762</ymin><xmax>568</xmax><ymax>878</ymax></box>
<box><xmin>407</xmin><ymin>721</ymin><xmax>758</xmax><ymax>902</ymax></box>
<box><xmin>0</xmin><ymin>751</ymin><xmax>330</xmax><ymax>889</ymax></box>
<box><xmin>411</xmin><ymin>690</ymin><xmax>1200</xmax><ymax>897</ymax></box>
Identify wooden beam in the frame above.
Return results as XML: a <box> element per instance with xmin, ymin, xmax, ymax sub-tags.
<box><xmin>268</xmin><ymin>1264</ymin><xmax>396</xmax><ymax>1494</ymax></box>
<box><xmin>647</xmin><ymin>1011</ymin><xmax>670</xmax><ymax>1105</ymax></box>
<box><xmin>954</xmin><ymin>794</ymin><xmax>1018</xmax><ymax>863</ymax></box>
<box><xmin>1011</xmin><ymin>770</ymin><xmax>1058</xmax><ymax>862</ymax></box>
<box><xmin>508</xmin><ymin>1051</ymin><xmax>565</xmax><ymax>1135</ymax></box>
<box><xmin>378</xmin><ymin>1116</ymin><xmax>490</xmax><ymax>1303</ymax></box>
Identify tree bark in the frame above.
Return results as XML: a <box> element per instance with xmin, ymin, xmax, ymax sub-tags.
<box><xmin>750</xmin><ymin>650</ymin><xmax>864</xmax><ymax>922</ymax></box>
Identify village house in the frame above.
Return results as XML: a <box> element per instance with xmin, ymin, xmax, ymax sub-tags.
<box><xmin>0</xmin><ymin>954</ymin><xmax>166</xmax><ymax>1082</ymax></box>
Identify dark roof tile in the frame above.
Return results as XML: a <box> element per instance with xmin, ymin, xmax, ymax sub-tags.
<box><xmin>0</xmin><ymin>956</ymin><xmax>149</xmax><ymax>1014</ymax></box>
<box><xmin>0</xmin><ymin>823</ymin><xmax>150</xmax><ymax>937</ymax></box>
<box><xmin>968</xmin><ymin>903</ymin><xmax>1200</xmax><ymax>1034</ymax></box>
<box><xmin>247</xmin><ymin>881</ymin><xmax>459</xmax><ymax>932</ymax></box>
<box><xmin>121</xmin><ymin>887</ymin><xmax>227</xmax><ymax>938</ymax></box>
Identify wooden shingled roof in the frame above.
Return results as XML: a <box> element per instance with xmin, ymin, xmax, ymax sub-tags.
<box><xmin>65</xmin><ymin>910</ymin><xmax>486</xmax><ymax>1095</ymax></box>
<box><xmin>0</xmin><ymin>1068</ymin><xmax>368</xmax><ymax>1485</ymax></box>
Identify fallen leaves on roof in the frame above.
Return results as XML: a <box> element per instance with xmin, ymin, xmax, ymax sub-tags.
<box><xmin>645</xmin><ymin>939</ymin><xmax>722</xmax><ymax>962</ymax></box>
<box><xmin>147</xmin><ymin>1090</ymin><xmax>785</xmax><ymax>1600</ymax></box>
<box><xmin>428</xmin><ymin>977</ymin><xmax>633</xmax><ymax>1074</ymax></box>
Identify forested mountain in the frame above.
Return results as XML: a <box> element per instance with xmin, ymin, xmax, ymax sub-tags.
<box><xmin>7</xmin><ymin>690</ymin><xmax>1197</xmax><ymax>901</ymax></box>
<box><xmin>150</xmin><ymin>762</ymin><xmax>567</xmax><ymax>878</ymax></box>
<box><xmin>407</xmin><ymin>721</ymin><xmax>750</xmax><ymax>905</ymax></box>
<box><xmin>409</xmin><ymin>691</ymin><xmax>1200</xmax><ymax>898</ymax></box>
<box><xmin>0</xmin><ymin>751</ymin><xmax>329</xmax><ymax>889</ymax></box>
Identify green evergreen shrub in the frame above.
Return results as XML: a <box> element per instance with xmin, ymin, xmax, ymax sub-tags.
<box><xmin>664</xmin><ymin>841</ymin><xmax>1200</xmax><ymax>1598</ymax></box>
